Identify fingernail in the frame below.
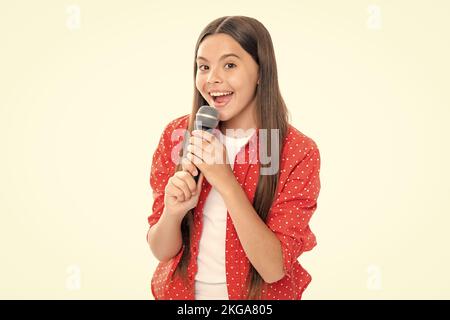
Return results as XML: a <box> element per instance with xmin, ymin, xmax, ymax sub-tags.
<box><xmin>194</xmin><ymin>170</ymin><xmax>198</xmax><ymax>176</ymax></box>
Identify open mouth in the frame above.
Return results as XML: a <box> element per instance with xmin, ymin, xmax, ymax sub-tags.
<box><xmin>209</xmin><ymin>91</ymin><xmax>234</xmax><ymax>107</ymax></box>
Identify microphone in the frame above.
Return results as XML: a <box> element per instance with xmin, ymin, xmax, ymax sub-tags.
<box><xmin>191</xmin><ymin>105</ymin><xmax>219</xmax><ymax>183</ymax></box>
<box><xmin>194</xmin><ymin>105</ymin><xmax>219</xmax><ymax>131</ymax></box>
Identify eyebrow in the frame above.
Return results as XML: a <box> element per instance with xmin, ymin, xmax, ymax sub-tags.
<box><xmin>196</xmin><ymin>53</ymin><xmax>241</xmax><ymax>62</ymax></box>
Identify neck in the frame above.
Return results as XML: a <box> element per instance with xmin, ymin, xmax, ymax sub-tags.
<box><xmin>219</xmin><ymin>100</ymin><xmax>258</xmax><ymax>135</ymax></box>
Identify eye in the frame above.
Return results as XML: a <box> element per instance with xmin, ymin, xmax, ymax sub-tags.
<box><xmin>198</xmin><ymin>65</ymin><xmax>209</xmax><ymax>71</ymax></box>
<box><xmin>225</xmin><ymin>63</ymin><xmax>236</xmax><ymax>69</ymax></box>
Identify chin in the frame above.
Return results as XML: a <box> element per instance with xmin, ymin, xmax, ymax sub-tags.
<box><xmin>217</xmin><ymin>112</ymin><xmax>227</xmax><ymax>122</ymax></box>
<box><xmin>216</xmin><ymin>109</ymin><xmax>233</xmax><ymax>121</ymax></box>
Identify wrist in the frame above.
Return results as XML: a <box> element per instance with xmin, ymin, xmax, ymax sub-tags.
<box><xmin>162</xmin><ymin>207</ymin><xmax>186</xmax><ymax>224</ymax></box>
<box><xmin>217</xmin><ymin>176</ymin><xmax>240</xmax><ymax>200</ymax></box>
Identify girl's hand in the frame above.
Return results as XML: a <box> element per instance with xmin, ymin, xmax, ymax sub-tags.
<box><xmin>164</xmin><ymin>170</ymin><xmax>204</xmax><ymax>218</ymax></box>
<box><xmin>186</xmin><ymin>129</ymin><xmax>236</xmax><ymax>194</ymax></box>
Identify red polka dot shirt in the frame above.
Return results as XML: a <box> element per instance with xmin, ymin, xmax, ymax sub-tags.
<box><xmin>148</xmin><ymin>114</ymin><xmax>321</xmax><ymax>300</ymax></box>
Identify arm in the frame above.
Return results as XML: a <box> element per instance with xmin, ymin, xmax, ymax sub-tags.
<box><xmin>146</xmin><ymin>118</ymin><xmax>203</xmax><ymax>263</ymax></box>
<box><xmin>147</xmin><ymin>207</ymin><xmax>184</xmax><ymax>262</ymax></box>
<box><xmin>146</xmin><ymin>117</ymin><xmax>186</xmax><ymax>262</ymax></box>
<box><xmin>186</xmin><ymin>129</ymin><xmax>321</xmax><ymax>283</ymax></box>
<box><xmin>220</xmin><ymin>180</ymin><xmax>285</xmax><ymax>284</ymax></box>
<box><xmin>218</xmin><ymin>146</ymin><xmax>321</xmax><ymax>284</ymax></box>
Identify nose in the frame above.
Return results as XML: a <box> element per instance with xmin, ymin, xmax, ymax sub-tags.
<box><xmin>207</xmin><ymin>67</ymin><xmax>222</xmax><ymax>84</ymax></box>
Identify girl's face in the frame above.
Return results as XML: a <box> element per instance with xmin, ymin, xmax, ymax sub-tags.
<box><xmin>195</xmin><ymin>33</ymin><xmax>259</xmax><ymax>130</ymax></box>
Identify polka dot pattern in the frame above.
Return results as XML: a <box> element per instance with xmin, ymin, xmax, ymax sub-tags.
<box><xmin>147</xmin><ymin>115</ymin><xmax>321</xmax><ymax>300</ymax></box>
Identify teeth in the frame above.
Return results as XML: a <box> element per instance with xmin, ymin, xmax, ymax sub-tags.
<box><xmin>210</xmin><ymin>91</ymin><xmax>233</xmax><ymax>97</ymax></box>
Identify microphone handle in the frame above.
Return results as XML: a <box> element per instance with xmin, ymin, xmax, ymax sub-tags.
<box><xmin>193</xmin><ymin>172</ymin><xmax>200</xmax><ymax>183</ymax></box>
<box><xmin>191</xmin><ymin>126</ymin><xmax>214</xmax><ymax>185</ymax></box>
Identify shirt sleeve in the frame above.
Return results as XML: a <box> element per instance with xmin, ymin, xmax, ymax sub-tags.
<box><xmin>266</xmin><ymin>146</ymin><xmax>321</xmax><ymax>279</ymax></box>
<box><xmin>147</xmin><ymin>124</ymin><xmax>177</xmax><ymax>229</ymax></box>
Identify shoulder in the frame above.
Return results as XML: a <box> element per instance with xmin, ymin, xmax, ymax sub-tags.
<box><xmin>158</xmin><ymin>114</ymin><xmax>190</xmax><ymax>145</ymax></box>
<box><xmin>152</xmin><ymin>114</ymin><xmax>190</xmax><ymax>171</ymax></box>
<box><xmin>275</xmin><ymin>124</ymin><xmax>321</xmax><ymax>188</ymax></box>
<box><xmin>282</xmin><ymin>124</ymin><xmax>320</xmax><ymax>162</ymax></box>
<box><xmin>162</xmin><ymin>114</ymin><xmax>190</xmax><ymax>136</ymax></box>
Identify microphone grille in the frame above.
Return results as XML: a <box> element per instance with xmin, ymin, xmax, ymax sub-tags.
<box><xmin>195</xmin><ymin>105</ymin><xmax>219</xmax><ymax>130</ymax></box>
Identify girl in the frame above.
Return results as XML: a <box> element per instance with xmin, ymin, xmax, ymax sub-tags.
<box><xmin>147</xmin><ymin>16</ymin><xmax>321</xmax><ymax>300</ymax></box>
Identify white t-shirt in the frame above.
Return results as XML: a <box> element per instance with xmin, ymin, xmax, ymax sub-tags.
<box><xmin>194</xmin><ymin>130</ymin><xmax>253</xmax><ymax>300</ymax></box>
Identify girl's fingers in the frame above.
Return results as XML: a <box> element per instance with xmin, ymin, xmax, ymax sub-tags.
<box><xmin>175</xmin><ymin>169</ymin><xmax>196</xmax><ymax>193</ymax></box>
<box><xmin>189</xmin><ymin>135</ymin><xmax>207</xmax><ymax>145</ymax></box>
<box><xmin>190</xmin><ymin>135</ymin><xmax>216</xmax><ymax>157</ymax></box>
<box><xmin>187</xmin><ymin>151</ymin><xmax>203</xmax><ymax>165</ymax></box>
<box><xmin>188</xmin><ymin>138</ymin><xmax>219</xmax><ymax>165</ymax></box>
<box><xmin>192</xmin><ymin>130</ymin><xmax>216</xmax><ymax>144</ymax></box>
<box><xmin>187</xmin><ymin>143</ymin><xmax>205</xmax><ymax>163</ymax></box>
<box><xmin>165</xmin><ymin>181</ymin><xmax>185</xmax><ymax>202</ymax></box>
<box><xmin>181</xmin><ymin>157</ymin><xmax>198</xmax><ymax>177</ymax></box>
<box><xmin>181</xmin><ymin>172</ymin><xmax>197</xmax><ymax>194</ymax></box>
<box><xmin>171</xmin><ymin>174</ymin><xmax>192</xmax><ymax>201</ymax></box>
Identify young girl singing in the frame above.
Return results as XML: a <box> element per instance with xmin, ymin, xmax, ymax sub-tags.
<box><xmin>147</xmin><ymin>16</ymin><xmax>321</xmax><ymax>300</ymax></box>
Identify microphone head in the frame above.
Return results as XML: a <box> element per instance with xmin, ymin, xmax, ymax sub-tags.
<box><xmin>194</xmin><ymin>105</ymin><xmax>219</xmax><ymax>131</ymax></box>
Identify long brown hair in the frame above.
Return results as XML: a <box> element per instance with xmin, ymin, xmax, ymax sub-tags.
<box><xmin>173</xmin><ymin>16</ymin><xmax>290</xmax><ymax>299</ymax></box>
